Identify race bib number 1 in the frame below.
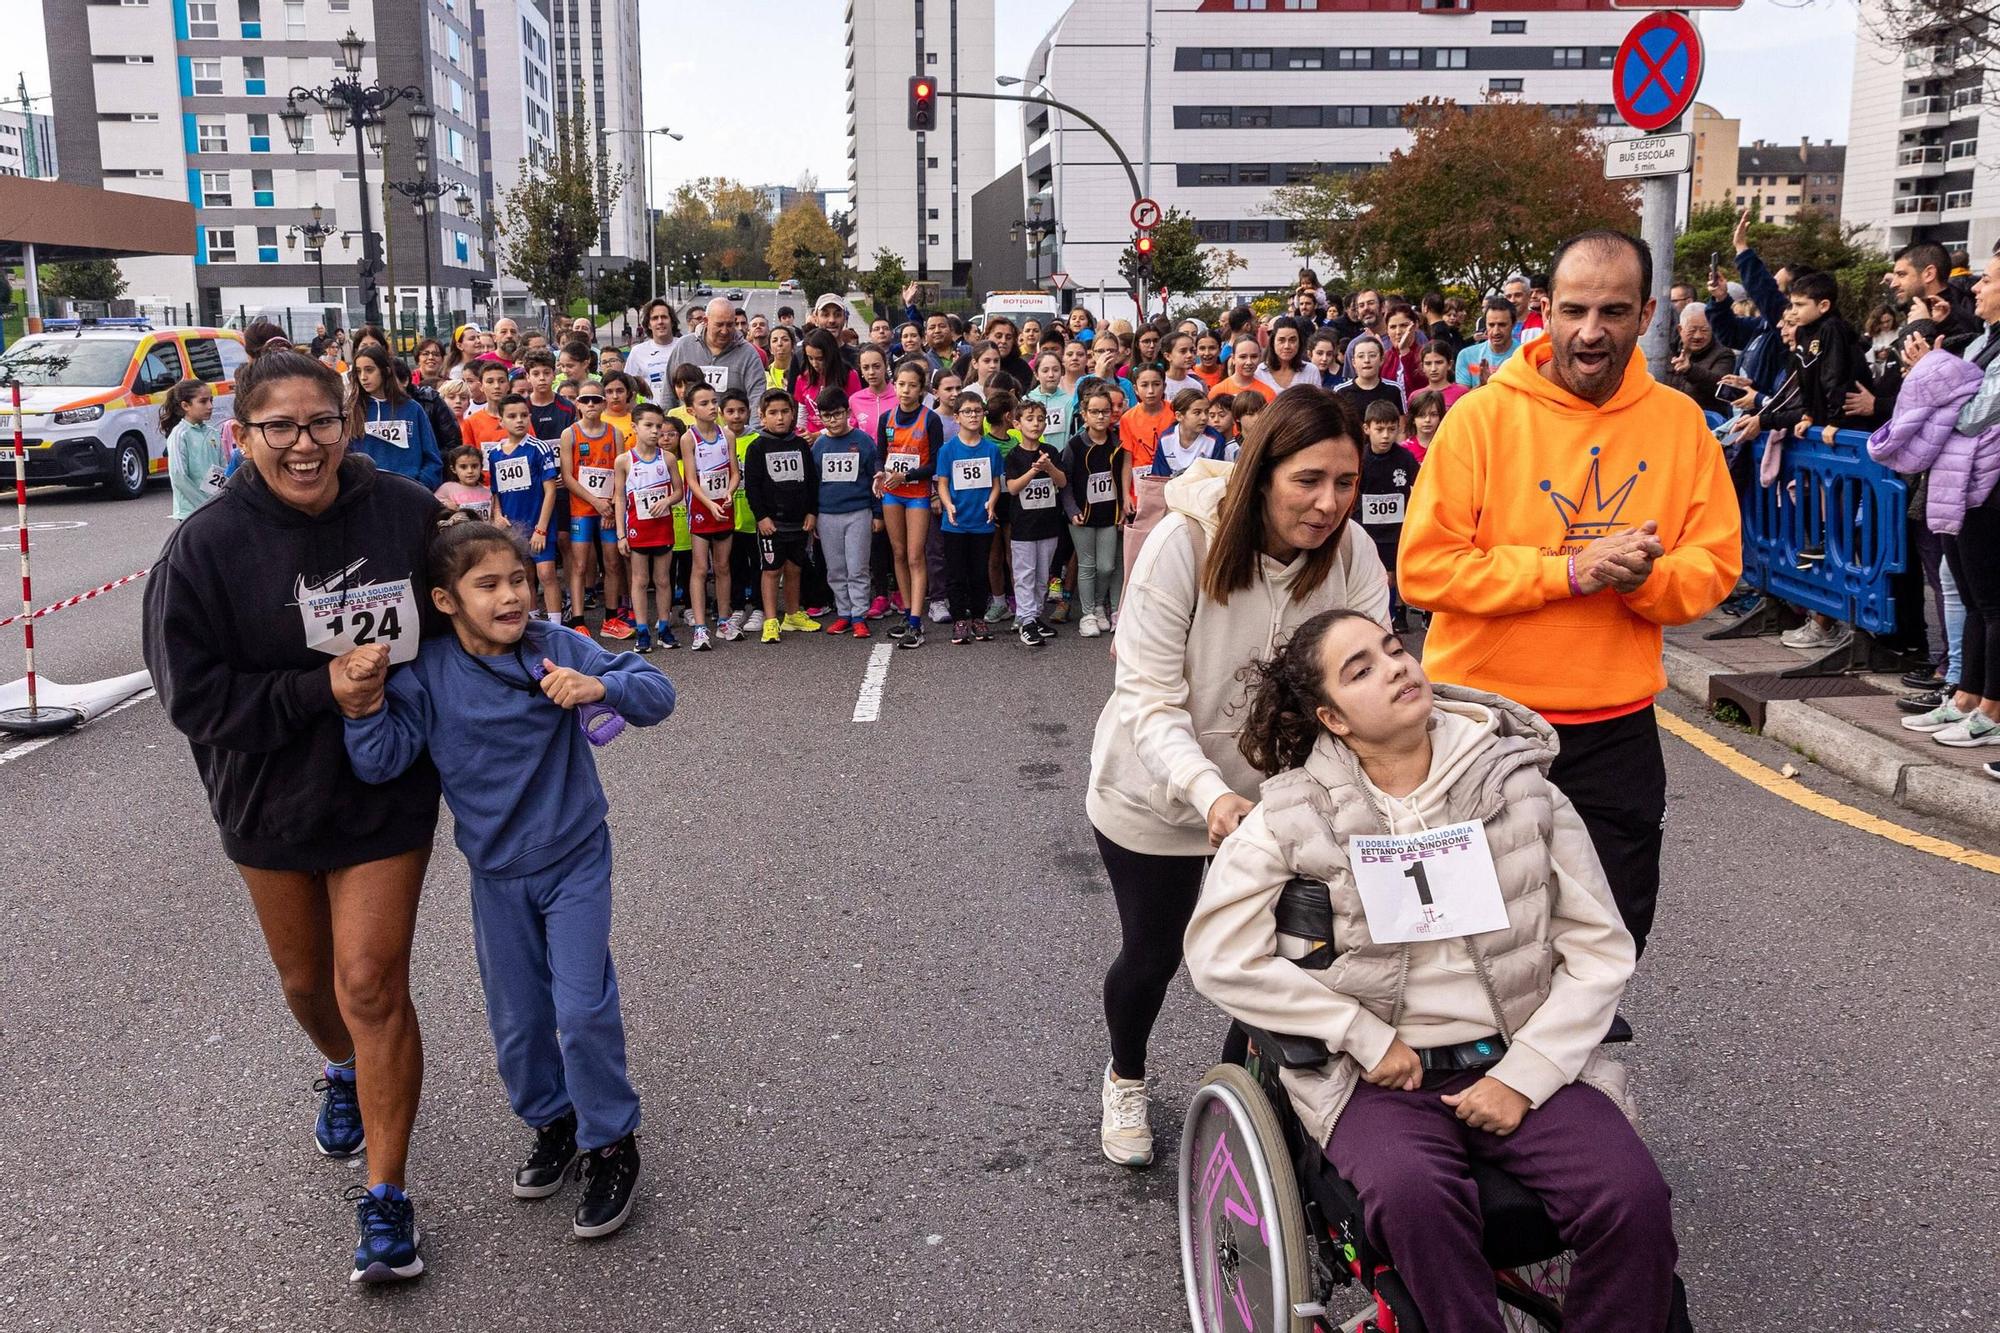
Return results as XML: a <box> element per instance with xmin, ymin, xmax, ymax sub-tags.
<box><xmin>299</xmin><ymin>577</ymin><xmax>420</xmax><ymax>666</ymax></box>
<box><xmin>1348</xmin><ymin>820</ymin><xmax>1509</xmax><ymax>944</ymax></box>
<box><xmin>1361</xmin><ymin>493</ymin><xmax>1405</xmax><ymax>526</ymax></box>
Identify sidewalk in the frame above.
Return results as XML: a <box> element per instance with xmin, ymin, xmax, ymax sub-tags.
<box><xmin>1662</xmin><ymin>613</ymin><xmax>2000</xmax><ymax>840</ymax></box>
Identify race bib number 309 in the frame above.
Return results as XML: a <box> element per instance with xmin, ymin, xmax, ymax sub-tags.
<box><xmin>1361</xmin><ymin>493</ymin><xmax>1405</xmax><ymax>526</ymax></box>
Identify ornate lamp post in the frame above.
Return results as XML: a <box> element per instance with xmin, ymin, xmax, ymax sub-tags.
<box><xmin>285</xmin><ymin>202</ymin><xmax>341</xmax><ymax>304</ymax></box>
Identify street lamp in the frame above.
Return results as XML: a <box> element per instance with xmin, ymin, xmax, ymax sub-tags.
<box><xmin>1010</xmin><ymin>197</ymin><xmax>1058</xmax><ymax>288</ymax></box>
<box><xmin>286</xmin><ymin>201</ymin><xmax>339</xmax><ymax>304</ymax></box>
<box><xmin>602</xmin><ymin>125</ymin><xmax>683</xmax><ymax>304</ymax></box>
<box><xmin>387</xmin><ymin>106</ymin><xmax>454</xmax><ymax>338</ymax></box>
<box><xmin>283</xmin><ymin>28</ymin><xmax>427</xmax><ymax>327</ymax></box>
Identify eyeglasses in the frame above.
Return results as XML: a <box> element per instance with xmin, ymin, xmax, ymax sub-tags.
<box><xmin>244</xmin><ymin>415</ymin><xmax>344</xmax><ymax>449</ymax></box>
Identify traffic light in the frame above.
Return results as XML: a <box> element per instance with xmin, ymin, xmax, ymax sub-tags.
<box><xmin>1133</xmin><ymin>232</ymin><xmax>1155</xmax><ymax>280</ymax></box>
<box><xmin>908</xmin><ymin>76</ymin><xmax>937</xmax><ymax>132</ymax></box>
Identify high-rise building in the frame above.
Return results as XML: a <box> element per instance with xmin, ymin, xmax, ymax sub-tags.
<box><xmin>1734</xmin><ymin>139</ymin><xmax>1845</xmax><ymax>228</ymax></box>
<box><xmin>1690</xmin><ymin>102</ymin><xmax>1740</xmax><ymax>213</ymax></box>
<box><xmin>1843</xmin><ymin>0</ymin><xmax>1987</xmax><ymax>257</ymax></box>
<box><xmin>1017</xmin><ymin>0</ymin><xmax>1654</xmax><ymax>300</ymax></box>
<box><xmin>0</xmin><ymin>99</ymin><xmax>59</xmax><ymax>180</ymax></box>
<box><xmin>42</xmin><ymin>0</ymin><xmax>491</xmax><ymax>331</ymax></box>
<box><xmin>548</xmin><ymin>0</ymin><xmax>646</xmax><ymax>270</ymax></box>
<box><xmin>475</xmin><ymin>0</ymin><xmax>559</xmax><ymax>319</ymax></box>
<box><xmin>844</xmin><ymin>0</ymin><xmax>995</xmax><ymax>285</ymax></box>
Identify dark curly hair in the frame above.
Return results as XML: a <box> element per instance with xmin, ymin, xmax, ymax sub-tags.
<box><xmin>1235</xmin><ymin>608</ymin><xmax>1377</xmax><ymax>776</ymax></box>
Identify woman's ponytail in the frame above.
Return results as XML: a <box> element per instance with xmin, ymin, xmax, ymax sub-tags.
<box><xmin>158</xmin><ymin>378</ymin><xmax>206</xmax><ymax>435</ymax></box>
<box><xmin>1234</xmin><ymin>609</ymin><xmax>1371</xmax><ymax>775</ymax></box>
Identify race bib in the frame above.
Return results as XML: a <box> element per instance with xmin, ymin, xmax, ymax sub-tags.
<box><xmin>462</xmin><ymin>499</ymin><xmax>491</xmax><ymax>521</ymax></box>
<box><xmin>299</xmin><ymin>576</ymin><xmax>420</xmax><ymax>666</ymax></box>
<box><xmin>493</xmin><ymin>454</ymin><xmax>533</xmax><ymax>493</ymax></box>
<box><xmin>700</xmin><ymin>364</ymin><xmax>729</xmax><ymax>391</ymax></box>
<box><xmin>1086</xmin><ymin>471</ymin><xmax>1115</xmax><ymax>505</ymax></box>
<box><xmin>1361</xmin><ymin>493</ymin><xmax>1405</xmax><ymax>525</ymax></box>
<box><xmin>766</xmin><ymin>450</ymin><xmax>805</xmax><ymax>483</ymax></box>
<box><xmin>633</xmin><ymin>485</ymin><xmax>673</xmax><ymax>519</ymax></box>
<box><xmin>366</xmin><ymin>419</ymin><xmax>410</xmax><ymax>450</ymax></box>
<box><xmin>952</xmin><ymin>457</ymin><xmax>992</xmax><ymax>490</ymax></box>
<box><xmin>1043</xmin><ymin>402</ymin><xmax>1069</xmax><ymax>434</ymax></box>
<box><xmin>1348</xmin><ymin>820</ymin><xmax>1509</xmax><ymax>944</ymax></box>
<box><xmin>579</xmin><ymin>465</ymin><xmax>614</xmax><ymax>499</ymax></box>
<box><xmin>821</xmin><ymin>451</ymin><xmax>860</xmax><ymax>482</ymax></box>
<box><xmin>202</xmin><ymin>464</ymin><xmax>227</xmax><ymax>496</ymax></box>
<box><xmin>700</xmin><ymin>467</ymin><xmax>732</xmax><ymax>497</ymax></box>
<box><xmin>1019</xmin><ymin>477</ymin><xmax>1057</xmax><ymax>510</ymax></box>
<box><xmin>886</xmin><ymin>451</ymin><xmax>921</xmax><ymax>474</ymax></box>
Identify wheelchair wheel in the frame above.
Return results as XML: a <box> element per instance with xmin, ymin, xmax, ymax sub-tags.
<box><xmin>1496</xmin><ymin>1252</ymin><xmax>1572</xmax><ymax>1331</ymax></box>
<box><xmin>1178</xmin><ymin>1063</ymin><xmax>1314</xmax><ymax>1333</ymax></box>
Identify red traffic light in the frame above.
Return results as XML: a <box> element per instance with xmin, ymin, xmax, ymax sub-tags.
<box><xmin>908</xmin><ymin>76</ymin><xmax>937</xmax><ymax>132</ymax></box>
<box><xmin>1134</xmin><ymin>234</ymin><xmax>1155</xmax><ymax>257</ymax></box>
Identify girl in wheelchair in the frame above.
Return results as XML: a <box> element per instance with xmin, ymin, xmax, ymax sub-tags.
<box><xmin>1184</xmin><ymin>609</ymin><xmax>1680</xmax><ymax>1333</ymax></box>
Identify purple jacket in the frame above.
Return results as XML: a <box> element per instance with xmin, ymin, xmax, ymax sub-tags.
<box><xmin>1867</xmin><ymin>351</ymin><xmax>2000</xmax><ymax>535</ymax></box>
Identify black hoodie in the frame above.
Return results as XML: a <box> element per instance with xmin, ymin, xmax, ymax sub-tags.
<box><xmin>143</xmin><ymin>455</ymin><xmax>446</xmax><ymax>871</ymax></box>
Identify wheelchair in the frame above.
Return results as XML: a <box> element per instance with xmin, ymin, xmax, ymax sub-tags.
<box><xmin>1176</xmin><ymin>879</ymin><xmax>1695</xmax><ymax>1333</ymax></box>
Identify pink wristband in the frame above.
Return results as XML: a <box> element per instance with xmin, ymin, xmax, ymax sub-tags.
<box><xmin>1566</xmin><ymin>553</ymin><xmax>1585</xmax><ymax>597</ymax></box>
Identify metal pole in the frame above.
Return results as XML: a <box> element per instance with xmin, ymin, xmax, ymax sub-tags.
<box><xmin>1639</xmin><ymin>115</ymin><xmax>1683</xmax><ymax>379</ymax></box>
<box><xmin>940</xmin><ymin>90</ymin><xmax>1142</xmax><ymax>207</ymax></box>
<box><xmin>420</xmin><ymin>200</ymin><xmax>436</xmax><ymax>340</ymax></box>
<box><xmin>645</xmin><ymin>133</ymin><xmax>658</xmax><ymax>304</ymax></box>
<box><xmin>353</xmin><ymin>110</ymin><xmax>382</xmax><ymax>328</ymax></box>
<box><xmin>1141</xmin><ymin>0</ymin><xmax>1153</xmax><ymax>198</ymax></box>
<box><xmin>21</xmin><ymin>241</ymin><xmax>41</xmax><ymax>334</ymax></box>
<box><xmin>11</xmin><ymin>383</ymin><xmax>32</xmax><ymax>715</ymax></box>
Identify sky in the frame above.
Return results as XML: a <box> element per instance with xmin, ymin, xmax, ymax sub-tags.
<box><xmin>10</xmin><ymin>0</ymin><xmax>1858</xmax><ymax>208</ymax></box>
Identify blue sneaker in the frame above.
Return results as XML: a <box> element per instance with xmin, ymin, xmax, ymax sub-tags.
<box><xmin>655</xmin><ymin>620</ymin><xmax>678</xmax><ymax>650</ymax></box>
<box><xmin>347</xmin><ymin>1183</ymin><xmax>423</xmax><ymax>1283</ymax></box>
<box><xmin>634</xmin><ymin>626</ymin><xmax>655</xmax><ymax>654</ymax></box>
<box><xmin>313</xmin><ymin>1063</ymin><xmax>364</xmax><ymax>1158</ymax></box>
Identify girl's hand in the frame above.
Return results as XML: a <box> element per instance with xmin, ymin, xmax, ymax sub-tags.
<box><xmin>1441</xmin><ymin>1076</ymin><xmax>1530</xmax><ymax>1136</ymax></box>
<box><xmin>539</xmin><ymin>660</ymin><xmax>607</xmax><ymax>710</ymax></box>
<box><xmin>1362</xmin><ymin>1038</ymin><xmax>1423</xmax><ymax>1092</ymax></box>
<box><xmin>871</xmin><ymin>517</ymin><xmax>884</xmax><ymax>534</ymax></box>
<box><xmin>332</xmin><ymin>644</ymin><xmax>390</xmax><ymax>719</ymax></box>
<box><xmin>617</xmin><ymin>536</ymin><xmax>631</xmax><ymax>556</ymax></box>
<box><xmin>1072</xmin><ymin>510</ymin><xmax>1087</xmax><ymax>526</ymax></box>
<box><xmin>1206</xmin><ymin>792</ymin><xmax>1254</xmax><ymax>847</ymax></box>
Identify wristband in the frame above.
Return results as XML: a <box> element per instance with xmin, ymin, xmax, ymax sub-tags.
<box><xmin>1566</xmin><ymin>553</ymin><xmax>1585</xmax><ymax>598</ymax></box>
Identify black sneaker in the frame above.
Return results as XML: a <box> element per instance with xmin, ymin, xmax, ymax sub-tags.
<box><xmin>1019</xmin><ymin>620</ymin><xmax>1046</xmax><ymax>648</ymax></box>
<box><xmin>513</xmin><ymin>1110</ymin><xmax>579</xmax><ymax>1199</ymax></box>
<box><xmin>885</xmin><ymin>618</ymin><xmax>910</xmax><ymax>641</ymax></box>
<box><xmin>971</xmin><ymin>618</ymin><xmax>993</xmax><ymax>641</ymax></box>
<box><xmin>313</xmin><ymin>1063</ymin><xmax>364</xmax><ymax>1158</ymax></box>
<box><xmin>1032</xmin><ymin>617</ymin><xmax>1059</xmax><ymax>639</ymax></box>
<box><xmin>1984</xmin><ymin>761</ymin><xmax>2000</xmax><ymax>784</ymax></box>
<box><xmin>897</xmin><ymin>621</ymin><xmax>925</xmax><ymax>649</ymax></box>
<box><xmin>572</xmin><ymin>1134</ymin><xmax>641</xmax><ymax>1239</ymax></box>
<box><xmin>1897</xmin><ymin>690</ymin><xmax>1945</xmax><ymax>714</ymax></box>
<box><xmin>1902</xmin><ymin>669</ymin><xmax>1948</xmax><ymax>691</ymax></box>
<box><xmin>346</xmin><ymin>1183</ymin><xmax>423</xmax><ymax>1283</ymax></box>
<box><xmin>950</xmin><ymin>620</ymin><xmax>970</xmax><ymax>645</ymax></box>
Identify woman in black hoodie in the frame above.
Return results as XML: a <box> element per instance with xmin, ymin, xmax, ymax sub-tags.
<box><xmin>142</xmin><ymin>348</ymin><xmax>445</xmax><ymax>1283</ymax></box>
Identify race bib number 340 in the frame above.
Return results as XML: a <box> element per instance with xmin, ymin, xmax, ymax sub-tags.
<box><xmin>1348</xmin><ymin>820</ymin><xmax>1509</xmax><ymax>944</ymax></box>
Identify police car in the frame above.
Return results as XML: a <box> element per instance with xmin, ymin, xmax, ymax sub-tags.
<box><xmin>0</xmin><ymin>320</ymin><xmax>247</xmax><ymax>499</ymax></box>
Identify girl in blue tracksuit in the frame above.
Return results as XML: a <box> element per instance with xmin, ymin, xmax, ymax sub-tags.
<box><xmin>348</xmin><ymin>345</ymin><xmax>444</xmax><ymax>489</ymax></box>
<box><xmin>344</xmin><ymin>521</ymin><xmax>674</xmax><ymax>1243</ymax></box>
<box><xmin>1149</xmin><ymin>387</ymin><xmax>1229</xmax><ymax>476</ymax></box>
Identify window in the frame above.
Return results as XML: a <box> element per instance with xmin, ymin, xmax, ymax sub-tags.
<box><xmin>129</xmin><ymin>112</ymin><xmax>160</xmax><ymax>123</ymax></box>
<box><xmin>1785</xmin><ymin>195</ymin><xmax>1800</xmax><ymax>205</ymax></box>
<box><xmin>124</xmin><ymin>55</ymin><xmax>154</xmax><ymax>65</ymax></box>
<box><xmin>1285</xmin><ymin>163</ymin><xmax>1322</xmax><ymax>184</ymax></box>
<box><xmin>1492</xmin><ymin>19</ymin><xmax>1525</xmax><ymax>33</ymax></box>
<box><xmin>1196</xmin><ymin>220</ymin><xmax>1230</xmax><ymax>242</ymax></box>
<box><xmin>1949</xmin><ymin>137</ymin><xmax>1978</xmax><ymax>160</ymax></box>
<box><xmin>256</xmin><ymin>226</ymin><xmax>279</xmax><ymax>263</ymax></box>
<box><xmin>197</xmin><ymin>120</ymin><xmax>228</xmax><ymax>153</ymax></box>
<box><xmin>1387</xmin><ymin>49</ymin><xmax>1420</xmax><ymax>70</ymax></box>
<box><xmin>1200</xmin><ymin>49</ymin><xmax>1233</xmax><ymax>70</ymax></box>
<box><xmin>185</xmin><ymin>337</ymin><xmax>226</xmax><ymax>384</ymax></box>
<box><xmin>1283</xmin><ymin>0</ymin><xmax>1318</xmax><ymax>9</ymax></box>
<box><xmin>927</xmin><ymin>208</ymin><xmax>939</xmax><ymax>219</ymax></box>
<box><xmin>204</xmin><ymin>226</ymin><xmax>237</xmax><ymax>263</ymax></box>
<box><xmin>1438</xmin><ymin>49</ymin><xmax>1467</xmax><ymax>69</ymax></box>
<box><xmin>926</xmin><ymin>52</ymin><xmax>936</xmax><ymax>64</ymax></box>
<box><xmin>192</xmin><ymin>59</ymin><xmax>224</xmax><ymax>94</ymax></box>
<box><xmin>926</xmin><ymin>156</ymin><xmax>939</xmax><ymax>167</ymax></box>
<box><xmin>1331</xmin><ymin>106</ymin><xmax>1367</xmax><ymax>127</ymax></box>
<box><xmin>1197</xmin><ymin>106</ymin><xmax>1232</xmax><ymax>128</ymax></box>
<box><xmin>199</xmin><ymin>170</ymin><xmax>231</xmax><ymax>206</ymax></box>
<box><xmin>1287</xmin><ymin>49</ymin><xmax>1323</xmax><ymax>70</ymax></box>
<box><xmin>1232</xmin><ymin>0</ymin><xmax>1268</xmax><ymax>9</ymax></box>
<box><xmin>1241</xmin><ymin>49</ymin><xmax>1273</xmax><ymax>69</ymax></box>
<box><xmin>1239</xmin><ymin>106</ymin><xmax>1273</xmax><ymax>128</ymax></box>
<box><xmin>252</xmin><ymin>169</ymin><xmax>274</xmax><ymax>207</ymax></box>
<box><xmin>1237</xmin><ymin>164</ymin><xmax>1270</xmax><ymax>185</ymax></box>
<box><xmin>1237</xmin><ymin>221</ymin><xmax>1270</xmax><ymax>243</ymax></box>
<box><xmin>926</xmin><ymin>233</ymin><xmax>939</xmax><ymax>245</ymax></box>
<box><xmin>1335</xmin><ymin>49</ymin><xmax>1371</xmax><ymax>70</ymax></box>
<box><xmin>1552</xmin><ymin>48</ymin><xmax>1584</xmax><ymax>69</ymax></box>
<box><xmin>187</xmin><ymin>1</ymin><xmax>218</xmax><ymax>38</ymax></box>
<box><xmin>135</xmin><ymin>343</ymin><xmax>186</xmax><ymax>395</ymax></box>
<box><xmin>1196</xmin><ymin>164</ymin><xmax>1231</xmax><ymax>185</ymax></box>
<box><xmin>120</xmin><ymin>0</ymin><xmax>148</xmax><ymax>6</ymax></box>
<box><xmin>244</xmin><ymin>57</ymin><xmax>265</xmax><ymax>96</ymax></box>
<box><xmin>248</xmin><ymin>112</ymin><xmax>276</xmax><ymax>152</ymax></box>
<box><xmin>1286</xmin><ymin>105</ymin><xmax>1322</xmax><ymax>128</ymax></box>
<box><xmin>283</xmin><ymin>2</ymin><xmax>304</xmax><ymax>38</ymax></box>
<box><xmin>1490</xmin><ymin>78</ymin><xmax>1524</xmax><ymax>93</ymax></box>
<box><xmin>330</xmin><ymin>0</ymin><xmax>348</xmax><ymax>8</ymax></box>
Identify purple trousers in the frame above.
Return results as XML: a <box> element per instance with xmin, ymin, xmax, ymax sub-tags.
<box><xmin>1326</xmin><ymin>1071</ymin><xmax>1677</xmax><ymax>1333</ymax></box>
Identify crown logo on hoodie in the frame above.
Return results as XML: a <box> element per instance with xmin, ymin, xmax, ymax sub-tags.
<box><xmin>1540</xmin><ymin>447</ymin><xmax>1646</xmax><ymax>542</ymax></box>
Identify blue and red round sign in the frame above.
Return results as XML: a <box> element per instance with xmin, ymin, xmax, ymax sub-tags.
<box><xmin>1612</xmin><ymin>13</ymin><xmax>1704</xmax><ymax>133</ymax></box>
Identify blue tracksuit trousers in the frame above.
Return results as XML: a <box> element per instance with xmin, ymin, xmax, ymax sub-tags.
<box><xmin>468</xmin><ymin>823</ymin><xmax>640</xmax><ymax>1150</ymax></box>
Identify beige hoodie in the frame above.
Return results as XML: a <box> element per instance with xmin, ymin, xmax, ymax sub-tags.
<box><xmin>1184</xmin><ymin>689</ymin><xmax>1635</xmax><ymax>1145</ymax></box>
<box><xmin>1086</xmin><ymin>466</ymin><xmax>1391</xmax><ymax>859</ymax></box>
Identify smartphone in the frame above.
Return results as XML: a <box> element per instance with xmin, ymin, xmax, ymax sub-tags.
<box><xmin>1717</xmin><ymin>382</ymin><xmax>1748</xmax><ymax>403</ymax></box>
<box><xmin>1709</xmin><ymin>251</ymin><xmax>1720</xmax><ymax>278</ymax></box>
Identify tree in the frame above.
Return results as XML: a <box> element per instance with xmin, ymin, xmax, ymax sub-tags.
<box><xmin>1274</xmin><ymin>98</ymin><xmax>1638</xmax><ymax>296</ymax></box>
<box><xmin>39</xmin><ymin>259</ymin><xmax>128</xmax><ymax>304</ymax></box>
<box><xmin>856</xmin><ymin>246</ymin><xmax>909</xmax><ymax>321</ymax></box>
<box><xmin>657</xmin><ymin>177</ymin><xmax>776</xmax><ymax>283</ymax></box>
<box><xmin>497</xmin><ymin>113</ymin><xmax>623</xmax><ymax>326</ymax></box>
<box><xmin>1674</xmin><ymin>202</ymin><xmax>1888</xmax><ymax>326</ymax></box>
<box><xmin>1115</xmin><ymin>208</ymin><xmax>1236</xmax><ymax>299</ymax></box>
<box><xmin>766</xmin><ymin>200</ymin><xmax>848</xmax><ymax>298</ymax></box>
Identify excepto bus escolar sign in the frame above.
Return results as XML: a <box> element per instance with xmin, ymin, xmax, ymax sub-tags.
<box><xmin>1604</xmin><ymin>132</ymin><xmax>1694</xmax><ymax>181</ymax></box>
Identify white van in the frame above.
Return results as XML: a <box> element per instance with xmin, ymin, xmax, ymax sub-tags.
<box><xmin>980</xmin><ymin>291</ymin><xmax>1060</xmax><ymax>330</ymax></box>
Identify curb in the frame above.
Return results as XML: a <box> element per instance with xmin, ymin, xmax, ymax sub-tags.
<box><xmin>1661</xmin><ymin>643</ymin><xmax>2000</xmax><ymax>841</ymax></box>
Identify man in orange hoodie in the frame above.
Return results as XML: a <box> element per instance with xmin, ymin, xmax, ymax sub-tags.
<box><xmin>1400</xmin><ymin>230</ymin><xmax>1741</xmax><ymax>955</ymax></box>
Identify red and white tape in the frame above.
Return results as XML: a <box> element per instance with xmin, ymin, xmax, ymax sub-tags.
<box><xmin>0</xmin><ymin>567</ymin><xmax>151</xmax><ymax>630</ymax></box>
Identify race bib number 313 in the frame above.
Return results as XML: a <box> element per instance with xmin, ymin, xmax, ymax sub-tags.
<box><xmin>1347</xmin><ymin>820</ymin><xmax>1509</xmax><ymax>944</ymax></box>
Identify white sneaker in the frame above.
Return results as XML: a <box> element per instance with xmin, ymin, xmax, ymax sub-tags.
<box><xmin>1934</xmin><ymin>714</ymin><xmax>2000</xmax><ymax>747</ymax></box>
<box><xmin>744</xmin><ymin>608</ymin><xmax>765</xmax><ymax>633</ymax></box>
<box><xmin>1099</xmin><ymin>1062</ymin><xmax>1153</xmax><ymax>1167</ymax></box>
<box><xmin>1078</xmin><ymin>611</ymin><xmax>1103</xmax><ymax>638</ymax></box>
<box><xmin>928</xmin><ymin>599</ymin><xmax>951</xmax><ymax>624</ymax></box>
<box><xmin>717</xmin><ymin>616</ymin><xmax>743</xmax><ymax>642</ymax></box>
<box><xmin>682</xmin><ymin>607</ymin><xmax>698</xmax><ymax>627</ymax></box>
<box><xmin>1902</xmin><ymin>702</ymin><xmax>1970</xmax><ymax>733</ymax></box>
<box><xmin>1780</xmin><ymin>621</ymin><xmax>1833</xmax><ymax>649</ymax></box>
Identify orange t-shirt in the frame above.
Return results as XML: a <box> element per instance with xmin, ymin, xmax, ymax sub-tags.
<box><xmin>460</xmin><ymin>409</ymin><xmax>508</xmax><ymax>453</ymax></box>
<box><xmin>1208</xmin><ymin>376</ymin><xmax>1276</xmax><ymax>406</ymax></box>
<box><xmin>1118</xmin><ymin>402</ymin><xmax>1177</xmax><ymax>472</ymax></box>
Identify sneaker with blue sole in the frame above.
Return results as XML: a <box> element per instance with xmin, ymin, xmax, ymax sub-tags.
<box><xmin>347</xmin><ymin>1183</ymin><xmax>423</xmax><ymax>1283</ymax></box>
<box><xmin>313</xmin><ymin>1063</ymin><xmax>364</xmax><ymax>1158</ymax></box>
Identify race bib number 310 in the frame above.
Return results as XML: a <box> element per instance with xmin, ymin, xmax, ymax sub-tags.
<box><xmin>1348</xmin><ymin>820</ymin><xmax>1508</xmax><ymax>944</ymax></box>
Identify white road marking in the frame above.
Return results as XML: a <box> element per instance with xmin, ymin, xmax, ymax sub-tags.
<box><xmin>0</xmin><ymin>686</ymin><xmax>155</xmax><ymax>766</ymax></box>
<box><xmin>851</xmin><ymin>643</ymin><xmax>895</xmax><ymax>722</ymax></box>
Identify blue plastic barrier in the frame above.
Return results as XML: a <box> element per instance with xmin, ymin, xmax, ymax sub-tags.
<box><xmin>1707</xmin><ymin>413</ymin><xmax>1906</xmax><ymax>635</ymax></box>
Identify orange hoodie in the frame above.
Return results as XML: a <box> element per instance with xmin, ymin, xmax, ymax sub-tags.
<box><xmin>1398</xmin><ymin>339</ymin><xmax>1741</xmax><ymax>720</ymax></box>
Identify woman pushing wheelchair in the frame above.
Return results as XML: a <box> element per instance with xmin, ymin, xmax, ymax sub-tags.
<box><xmin>1184</xmin><ymin>609</ymin><xmax>1681</xmax><ymax>1333</ymax></box>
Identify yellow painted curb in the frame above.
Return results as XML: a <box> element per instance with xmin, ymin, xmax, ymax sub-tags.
<box><xmin>1656</xmin><ymin>709</ymin><xmax>2000</xmax><ymax>875</ymax></box>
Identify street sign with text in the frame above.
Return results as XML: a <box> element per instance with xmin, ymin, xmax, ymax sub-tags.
<box><xmin>1605</xmin><ymin>132</ymin><xmax>1694</xmax><ymax>180</ymax></box>
<box><xmin>1612</xmin><ymin>12</ymin><xmax>1704</xmax><ymax>133</ymax></box>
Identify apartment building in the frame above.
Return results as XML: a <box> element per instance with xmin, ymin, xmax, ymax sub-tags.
<box><xmin>548</xmin><ymin>0</ymin><xmax>646</xmax><ymax>270</ymax></box>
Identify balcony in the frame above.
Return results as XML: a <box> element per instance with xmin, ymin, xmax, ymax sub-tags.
<box><xmin>1898</xmin><ymin>144</ymin><xmax>1947</xmax><ymax>176</ymax></box>
<box><xmin>1944</xmin><ymin>189</ymin><xmax>1975</xmax><ymax>213</ymax></box>
<box><xmin>1894</xmin><ymin>193</ymin><xmax>1943</xmax><ymax>224</ymax></box>
<box><xmin>1905</xmin><ymin>46</ymin><xmax>1951</xmax><ymax>74</ymax></box>
<box><xmin>1902</xmin><ymin>95</ymin><xmax>1950</xmax><ymax>127</ymax></box>
<box><xmin>1951</xmin><ymin>86</ymin><xmax>1984</xmax><ymax>116</ymax></box>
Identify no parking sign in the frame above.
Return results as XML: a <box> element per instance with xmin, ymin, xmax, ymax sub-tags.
<box><xmin>1612</xmin><ymin>12</ymin><xmax>1704</xmax><ymax>133</ymax></box>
